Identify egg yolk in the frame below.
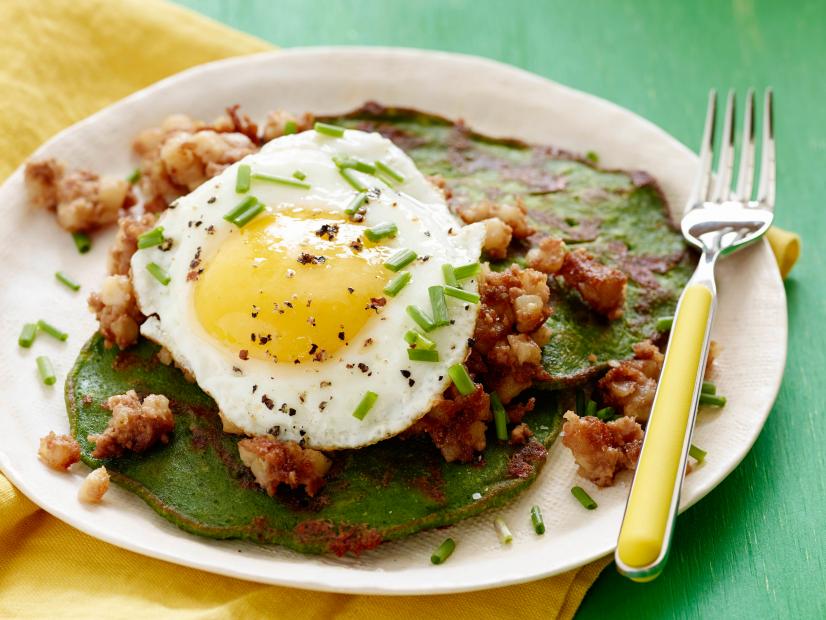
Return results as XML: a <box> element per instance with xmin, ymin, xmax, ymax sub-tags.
<box><xmin>194</xmin><ymin>206</ymin><xmax>395</xmax><ymax>364</ymax></box>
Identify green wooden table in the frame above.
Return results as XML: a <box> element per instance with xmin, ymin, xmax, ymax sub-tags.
<box><xmin>175</xmin><ymin>1</ymin><xmax>825</xmax><ymax>617</ymax></box>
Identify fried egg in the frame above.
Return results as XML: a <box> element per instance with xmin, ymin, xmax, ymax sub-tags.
<box><xmin>131</xmin><ymin>127</ymin><xmax>484</xmax><ymax>450</ymax></box>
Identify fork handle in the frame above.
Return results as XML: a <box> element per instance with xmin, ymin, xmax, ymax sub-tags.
<box><xmin>615</xmin><ymin>276</ymin><xmax>716</xmax><ymax>581</ymax></box>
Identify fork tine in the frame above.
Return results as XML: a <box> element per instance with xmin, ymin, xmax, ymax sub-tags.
<box><xmin>757</xmin><ymin>89</ymin><xmax>776</xmax><ymax>209</ymax></box>
<box><xmin>735</xmin><ymin>89</ymin><xmax>756</xmax><ymax>201</ymax></box>
<box><xmin>686</xmin><ymin>90</ymin><xmax>717</xmax><ymax>209</ymax></box>
<box><xmin>712</xmin><ymin>90</ymin><xmax>736</xmax><ymax>201</ymax></box>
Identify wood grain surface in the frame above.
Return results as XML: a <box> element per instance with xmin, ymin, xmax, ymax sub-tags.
<box><xmin>173</xmin><ymin>1</ymin><xmax>825</xmax><ymax>617</ymax></box>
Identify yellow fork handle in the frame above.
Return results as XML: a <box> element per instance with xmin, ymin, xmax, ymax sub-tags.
<box><xmin>616</xmin><ymin>284</ymin><xmax>713</xmax><ymax>579</ymax></box>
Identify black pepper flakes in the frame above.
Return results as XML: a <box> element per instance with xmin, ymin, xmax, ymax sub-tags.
<box><xmin>338</xmin><ymin>331</ymin><xmax>345</xmax><ymax>341</ymax></box>
<box><xmin>297</xmin><ymin>253</ymin><xmax>326</xmax><ymax>265</ymax></box>
<box><xmin>262</xmin><ymin>395</ymin><xmax>274</xmax><ymax>409</ymax></box>
<box><xmin>347</xmin><ymin>287</ymin><xmax>354</xmax><ymax>294</ymax></box>
<box><xmin>357</xmin><ymin>363</ymin><xmax>369</xmax><ymax>373</ymax></box>
<box><xmin>400</xmin><ymin>370</ymin><xmax>411</xmax><ymax>378</ymax></box>
<box><xmin>314</xmin><ymin>223</ymin><xmax>339</xmax><ymax>241</ymax></box>
<box><xmin>207</xmin><ymin>197</ymin><xmax>217</xmax><ymax>204</ymax></box>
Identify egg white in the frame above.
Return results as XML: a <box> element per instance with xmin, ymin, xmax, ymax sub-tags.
<box><xmin>131</xmin><ymin>128</ymin><xmax>484</xmax><ymax>450</ymax></box>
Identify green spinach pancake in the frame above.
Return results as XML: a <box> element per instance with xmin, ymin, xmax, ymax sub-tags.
<box><xmin>65</xmin><ymin>104</ymin><xmax>691</xmax><ymax>556</ymax></box>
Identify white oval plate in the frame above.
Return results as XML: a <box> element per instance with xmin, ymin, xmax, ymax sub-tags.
<box><xmin>0</xmin><ymin>48</ymin><xmax>786</xmax><ymax>595</ymax></box>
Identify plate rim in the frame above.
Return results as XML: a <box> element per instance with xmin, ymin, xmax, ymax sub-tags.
<box><xmin>0</xmin><ymin>46</ymin><xmax>788</xmax><ymax>595</ymax></box>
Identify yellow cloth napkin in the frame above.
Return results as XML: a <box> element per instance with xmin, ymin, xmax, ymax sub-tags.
<box><xmin>0</xmin><ymin>1</ymin><xmax>612</xmax><ymax>618</ymax></box>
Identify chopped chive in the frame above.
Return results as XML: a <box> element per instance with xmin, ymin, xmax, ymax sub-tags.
<box><xmin>406</xmin><ymin>305</ymin><xmax>436</xmax><ymax>332</ymax></box>
<box><xmin>448</xmin><ymin>363</ymin><xmax>475</xmax><ymax>396</ymax></box>
<box><xmin>314</xmin><ymin>121</ymin><xmax>346</xmax><ymax>137</ymax></box>
<box><xmin>530</xmin><ymin>505</ymin><xmax>545</xmax><ymax>535</ymax></box>
<box><xmin>352</xmin><ymin>390</ymin><xmax>378</xmax><ymax>420</ymax></box>
<box><xmin>575</xmin><ymin>390</ymin><xmax>586</xmax><ymax>415</ymax></box>
<box><xmin>251</xmin><ymin>172</ymin><xmax>311</xmax><ymax>190</ymax></box>
<box><xmin>585</xmin><ymin>150</ymin><xmax>599</xmax><ymax>164</ymax></box>
<box><xmin>233</xmin><ymin>201</ymin><xmax>265</xmax><ymax>227</ymax></box>
<box><xmin>338</xmin><ymin>167</ymin><xmax>367</xmax><ymax>191</ymax></box>
<box><xmin>596</xmin><ymin>406</ymin><xmax>615</xmax><ymax>421</ymax></box>
<box><xmin>701</xmin><ymin>381</ymin><xmax>717</xmax><ymax>395</ymax></box>
<box><xmin>224</xmin><ymin>196</ymin><xmax>258</xmax><ymax>222</ymax></box>
<box><xmin>223</xmin><ymin>196</ymin><xmax>264</xmax><ymax>227</ymax></box>
<box><xmin>404</xmin><ymin>330</ymin><xmax>436</xmax><ymax>350</ymax></box>
<box><xmin>375</xmin><ymin>160</ymin><xmax>405</xmax><ymax>184</ymax></box>
<box><xmin>364</xmin><ymin>222</ymin><xmax>398</xmax><ymax>242</ymax></box>
<box><xmin>146</xmin><ymin>262</ymin><xmax>171</xmax><ymax>286</ymax></box>
<box><xmin>18</xmin><ymin>323</ymin><xmax>37</xmax><ymax>348</ymax></box>
<box><xmin>36</xmin><ymin>356</ymin><xmax>56</xmax><ymax>386</ymax></box>
<box><xmin>385</xmin><ymin>248</ymin><xmax>417</xmax><ymax>272</ymax></box>
<box><xmin>352</xmin><ymin>160</ymin><xmax>376</xmax><ymax>174</ymax></box>
<box><xmin>585</xmin><ymin>400</ymin><xmax>597</xmax><ymax>417</ymax></box>
<box><xmin>689</xmin><ymin>443</ymin><xmax>707</xmax><ymax>462</ymax></box>
<box><xmin>429</xmin><ymin>286</ymin><xmax>450</xmax><ymax>327</ymax></box>
<box><xmin>442</xmin><ymin>264</ymin><xmax>458</xmax><ymax>287</ymax></box>
<box><xmin>235</xmin><ymin>164</ymin><xmax>251</xmax><ymax>193</ymax></box>
<box><xmin>126</xmin><ymin>168</ymin><xmax>141</xmax><ymax>184</ymax></box>
<box><xmin>292</xmin><ymin>170</ymin><xmax>306</xmax><ymax>181</ymax></box>
<box><xmin>494</xmin><ymin>517</ymin><xmax>513</xmax><ymax>544</ymax></box>
<box><xmin>344</xmin><ymin>192</ymin><xmax>368</xmax><ymax>215</ymax></box>
<box><xmin>491</xmin><ymin>392</ymin><xmax>508</xmax><ymax>441</ymax></box>
<box><xmin>571</xmin><ymin>486</ymin><xmax>597</xmax><ymax>510</ymax></box>
<box><xmin>137</xmin><ymin>226</ymin><xmax>165</xmax><ymax>249</ymax></box>
<box><xmin>656</xmin><ymin>316</ymin><xmax>674</xmax><ymax>331</ymax></box>
<box><xmin>453</xmin><ymin>262</ymin><xmax>480</xmax><ymax>280</ymax></box>
<box><xmin>407</xmin><ymin>348</ymin><xmax>440</xmax><ymax>362</ymax></box>
<box><xmin>384</xmin><ymin>271</ymin><xmax>412</xmax><ymax>297</ymax></box>
<box><xmin>699</xmin><ymin>393</ymin><xmax>727</xmax><ymax>407</ymax></box>
<box><xmin>430</xmin><ymin>538</ymin><xmax>455</xmax><ymax>565</ymax></box>
<box><xmin>333</xmin><ymin>156</ymin><xmax>376</xmax><ymax>174</ymax></box>
<box><xmin>55</xmin><ymin>271</ymin><xmax>80</xmax><ymax>291</ymax></box>
<box><xmin>71</xmin><ymin>232</ymin><xmax>91</xmax><ymax>254</ymax></box>
<box><xmin>443</xmin><ymin>285</ymin><xmax>480</xmax><ymax>304</ymax></box>
<box><xmin>283</xmin><ymin>119</ymin><xmax>298</xmax><ymax>135</ymax></box>
<box><xmin>37</xmin><ymin>320</ymin><xmax>67</xmax><ymax>342</ymax></box>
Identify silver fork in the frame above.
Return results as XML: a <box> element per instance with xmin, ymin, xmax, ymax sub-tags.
<box><xmin>614</xmin><ymin>89</ymin><xmax>775</xmax><ymax>581</ymax></box>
